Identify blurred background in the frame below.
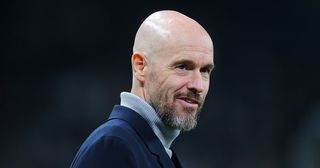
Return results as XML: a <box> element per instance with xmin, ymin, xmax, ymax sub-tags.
<box><xmin>1</xmin><ymin>0</ymin><xmax>320</xmax><ymax>168</ymax></box>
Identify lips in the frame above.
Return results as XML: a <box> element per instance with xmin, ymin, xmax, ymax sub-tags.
<box><xmin>174</xmin><ymin>92</ymin><xmax>202</xmax><ymax>109</ymax></box>
<box><xmin>179</xmin><ymin>97</ymin><xmax>199</xmax><ymax>105</ymax></box>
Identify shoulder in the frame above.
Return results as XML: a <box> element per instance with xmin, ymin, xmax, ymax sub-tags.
<box><xmin>84</xmin><ymin>118</ymin><xmax>139</xmax><ymax>149</ymax></box>
<box><xmin>71</xmin><ymin>119</ymin><xmax>141</xmax><ymax>168</ymax></box>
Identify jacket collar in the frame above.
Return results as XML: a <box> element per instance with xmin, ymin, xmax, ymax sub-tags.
<box><xmin>108</xmin><ymin>105</ymin><xmax>177</xmax><ymax>168</ymax></box>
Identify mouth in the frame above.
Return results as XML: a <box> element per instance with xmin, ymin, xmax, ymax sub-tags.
<box><xmin>177</xmin><ymin>97</ymin><xmax>200</xmax><ymax>106</ymax></box>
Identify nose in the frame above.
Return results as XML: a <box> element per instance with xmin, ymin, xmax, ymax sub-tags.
<box><xmin>187</xmin><ymin>71</ymin><xmax>205</xmax><ymax>93</ymax></box>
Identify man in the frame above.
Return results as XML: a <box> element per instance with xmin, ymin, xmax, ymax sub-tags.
<box><xmin>71</xmin><ymin>10</ymin><xmax>214</xmax><ymax>168</ymax></box>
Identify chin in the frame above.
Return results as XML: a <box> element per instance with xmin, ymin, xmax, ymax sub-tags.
<box><xmin>176</xmin><ymin>108</ymin><xmax>197</xmax><ymax>118</ymax></box>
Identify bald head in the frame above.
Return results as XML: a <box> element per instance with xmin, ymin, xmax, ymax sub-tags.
<box><xmin>133</xmin><ymin>10</ymin><xmax>213</xmax><ymax>59</ymax></box>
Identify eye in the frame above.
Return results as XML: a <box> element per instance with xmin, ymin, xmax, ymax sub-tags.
<box><xmin>176</xmin><ymin>64</ymin><xmax>188</xmax><ymax>70</ymax></box>
<box><xmin>201</xmin><ymin>67</ymin><xmax>211</xmax><ymax>74</ymax></box>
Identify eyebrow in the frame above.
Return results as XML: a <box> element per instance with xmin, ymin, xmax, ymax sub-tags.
<box><xmin>172</xmin><ymin>59</ymin><xmax>214</xmax><ymax>70</ymax></box>
<box><xmin>172</xmin><ymin>59</ymin><xmax>194</xmax><ymax>66</ymax></box>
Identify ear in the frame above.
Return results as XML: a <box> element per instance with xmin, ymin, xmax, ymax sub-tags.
<box><xmin>131</xmin><ymin>53</ymin><xmax>147</xmax><ymax>83</ymax></box>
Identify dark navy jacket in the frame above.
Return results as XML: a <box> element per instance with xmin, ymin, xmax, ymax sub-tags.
<box><xmin>71</xmin><ymin>105</ymin><xmax>183</xmax><ymax>168</ymax></box>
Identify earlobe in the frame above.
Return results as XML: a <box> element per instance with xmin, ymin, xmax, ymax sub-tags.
<box><xmin>132</xmin><ymin>53</ymin><xmax>146</xmax><ymax>82</ymax></box>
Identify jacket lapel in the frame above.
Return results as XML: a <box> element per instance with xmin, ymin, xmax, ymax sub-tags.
<box><xmin>108</xmin><ymin>105</ymin><xmax>176</xmax><ymax>168</ymax></box>
<box><xmin>171</xmin><ymin>149</ymin><xmax>183</xmax><ymax>168</ymax></box>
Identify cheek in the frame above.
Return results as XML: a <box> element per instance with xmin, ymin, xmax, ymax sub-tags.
<box><xmin>168</xmin><ymin>76</ymin><xmax>190</xmax><ymax>91</ymax></box>
<box><xmin>156</xmin><ymin>81</ymin><xmax>178</xmax><ymax>102</ymax></box>
<box><xmin>204</xmin><ymin>81</ymin><xmax>210</xmax><ymax>92</ymax></box>
<box><xmin>201</xmin><ymin>82</ymin><xmax>211</xmax><ymax>102</ymax></box>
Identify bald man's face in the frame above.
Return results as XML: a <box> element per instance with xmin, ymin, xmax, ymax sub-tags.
<box><xmin>131</xmin><ymin>10</ymin><xmax>214</xmax><ymax>131</ymax></box>
<box><xmin>144</xmin><ymin>40</ymin><xmax>214</xmax><ymax>131</ymax></box>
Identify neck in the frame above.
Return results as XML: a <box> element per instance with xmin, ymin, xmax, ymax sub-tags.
<box><xmin>120</xmin><ymin>92</ymin><xmax>180</xmax><ymax>157</ymax></box>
